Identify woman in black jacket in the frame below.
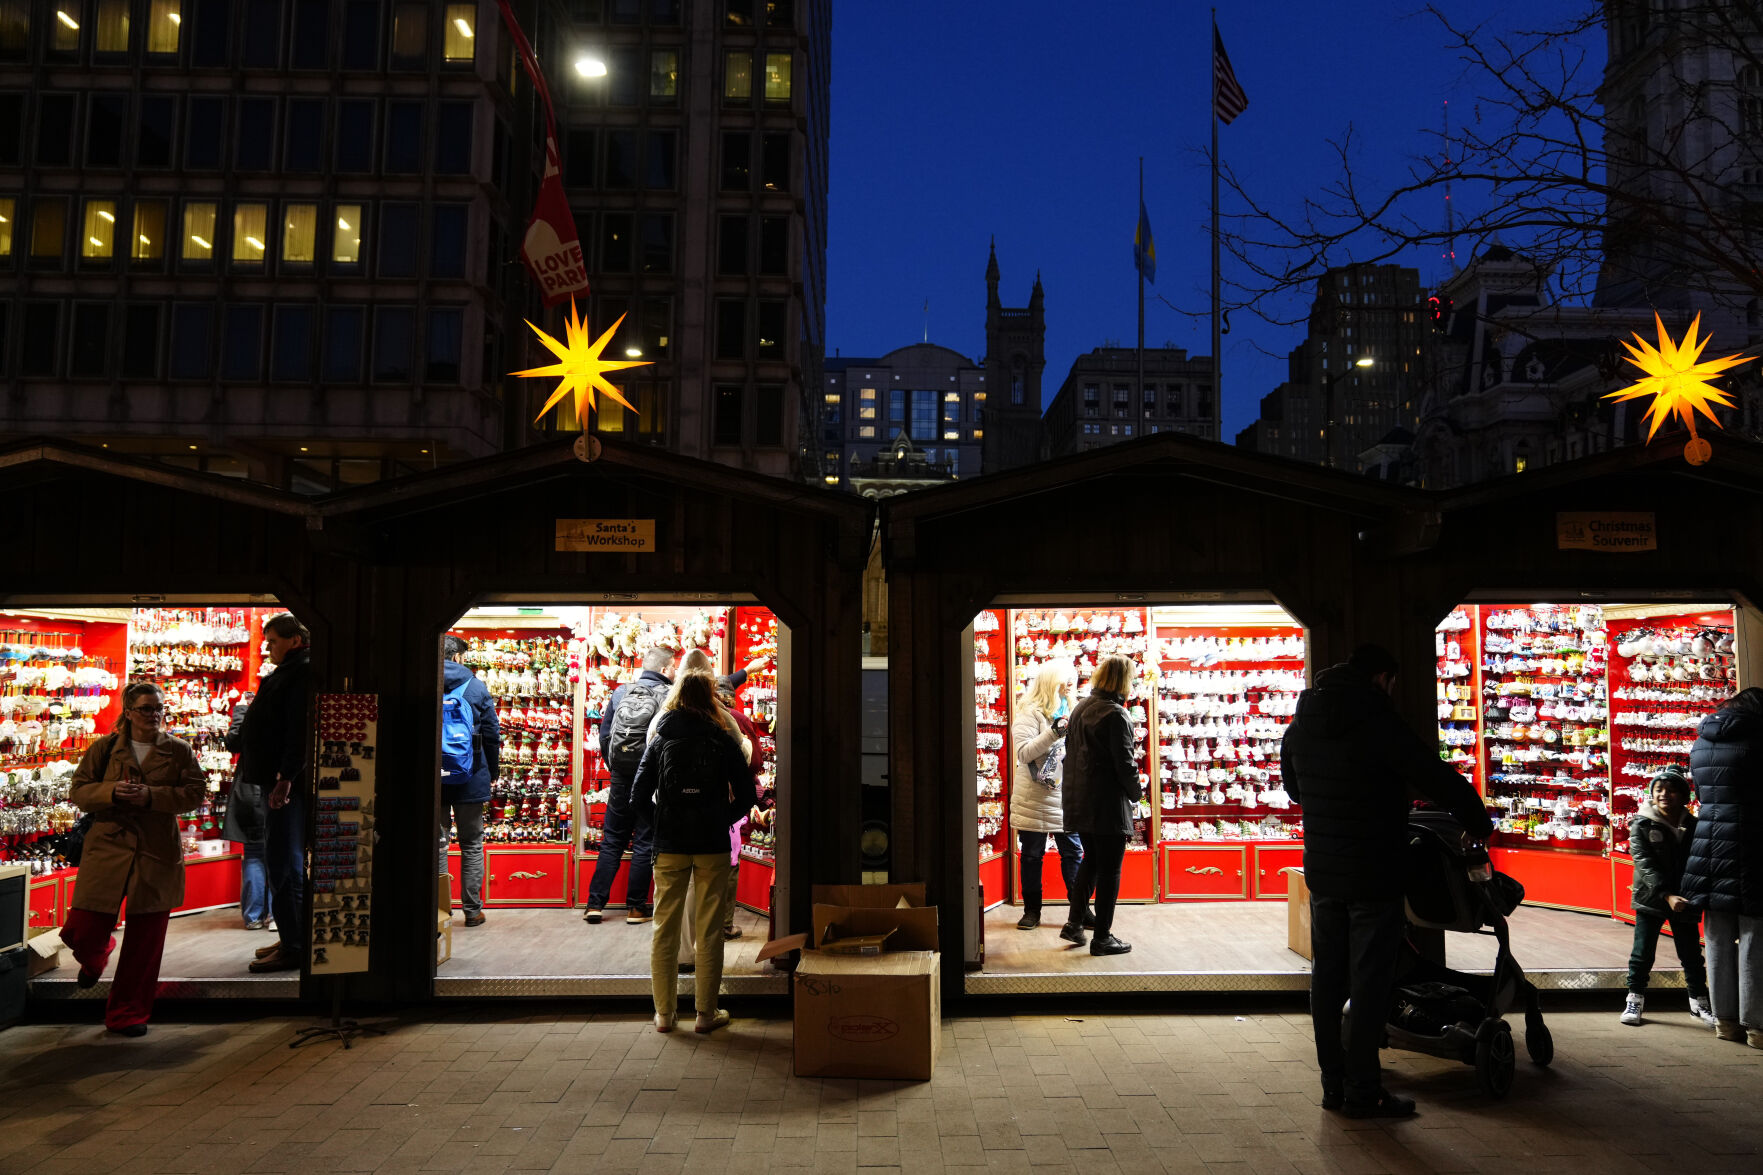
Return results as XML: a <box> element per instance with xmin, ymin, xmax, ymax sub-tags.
<box><xmin>1683</xmin><ymin>687</ymin><xmax>1763</xmax><ymax>1047</ymax></box>
<box><xmin>631</xmin><ymin>669</ymin><xmax>759</xmax><ymax>1034</ymax></box>
<box><xmin>1058</xmin><ymin>654</ymin><xmax>1139</xmax><ymax>957</ymax></box>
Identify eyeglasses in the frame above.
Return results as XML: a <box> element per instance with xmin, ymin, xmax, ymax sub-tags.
<box><xmin>129</xmin><ymin>705</ymin><xmax>166</xmax><ymax>715</ymax></box>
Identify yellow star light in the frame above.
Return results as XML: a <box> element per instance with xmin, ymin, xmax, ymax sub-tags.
<box><xmin>1604</xmin><ymin>312</ymin><xmax>1749</xmax><ymax>463</ymax></box>
<box><xmin>513</xmin><ymin>301</ymin><xmax>652</xmax><ymax>428</ymax></box>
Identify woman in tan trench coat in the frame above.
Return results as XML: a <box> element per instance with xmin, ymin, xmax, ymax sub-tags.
<box><xmin>62</xmin><ymin>681</ymin><xmax>206</xmax><ymax>1036</ymax></box>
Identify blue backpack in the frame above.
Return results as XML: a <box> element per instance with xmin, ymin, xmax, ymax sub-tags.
<box><xmin>440</xmin><ymin>679</ymin><xmax>478</xmax><ymax>779</ymax></box>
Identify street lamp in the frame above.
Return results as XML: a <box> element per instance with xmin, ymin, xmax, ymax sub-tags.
<box><xmin>1321</xmin><ymin>355</ymin><xmax>1374</xmax><ymax>468</ymax></box>
<box><xmin>574</xmin><ymin>54</ymin><xmax>607</xmax><ymax>77</ymax></box>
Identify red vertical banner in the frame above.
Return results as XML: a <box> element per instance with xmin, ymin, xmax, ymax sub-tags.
<box><xmin>495</xmin><ymin>0</ymin><xmax>590</xmax><ymax>306</ymax></box>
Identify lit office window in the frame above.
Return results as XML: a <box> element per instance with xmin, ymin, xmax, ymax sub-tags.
<box><xmin>0</xmin><ymin>197</ymin><xmax>13</xmax><ymax>257</ymax></box>
<box><xmin>764</xmin><ymin>52</ymin><xmax>791</xmax><ymax>102</ymax></box>
<box><xmin>333</xmin><ymin>203</ymin><xmax>363</xmax><ymax>264</ymax></box>
<box><xmin>146</xmin><ymin>0</ymin><xmax>181</xmax><ymax>54</ymax></box>
<box><xmin>132</xmin><ymin>200</ymin><xmax>166</xmax><ymax>263</ymax></box>
<box><xmin>233</xmin><ymin>203</ymin><xmax>268</xmax><ymax>266</ymax></box>
<box><xmin>95</xmin><ymin>0</ymin><xmax>129</xmax><ymax>51</ymax></box>
<box><xmin>52</xmin><ymin>7</ymin><xmax>79</xmax><ymax>52</ymax></box>
<box><xmin>724</xmin><ymin>52</ymin><xmax>751</xmax><ymax>101</ymax></box>
<box><xmin>81</xmin><ymin>199</ymin><xmax>117</xmax><ymax>259</ymax></box>
<box><xmin>0</xmin><ymin>4</ymin><xmax>27</xmax><ymax>59</ymax></box>
<box><xmin>283</xmin><ymin>203</ymin><xmax>317</xmax><ymax>265</ymax></box>
<box><xmin>650</xmin><ymin>49</ymin><xmax>678</xmax><ymax>100</ymax></box>
<box><xmin>182</xmin><ymin>201</ymin><xmax>216</xmax><ymax>261</ymax></box>
<box><xmin>442</xmin><ymin>3</ymin><xmax>473</xmax><ymax>62</ymax></box>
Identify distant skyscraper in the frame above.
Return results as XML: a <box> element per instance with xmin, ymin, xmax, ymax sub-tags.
<box><xmin>1043</xmin><ymin>345</ymin><xmax>1217</xmax><ymax>456</ymax></box>
<box><xmin>819</xmin><ymin>343</ymin><xmax>985</xmax><ymax>494</ymax></box>
<box><xmin>546</xmin><ymin>0</ymin><xmax>830</xmax><ymax>481</ymax></box>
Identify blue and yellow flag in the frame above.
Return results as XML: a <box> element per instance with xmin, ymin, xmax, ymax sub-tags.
<box><xmin>1134</xmin><ymin>201</ymin><xmax>1156</xmax><ymax>284</ymax></box>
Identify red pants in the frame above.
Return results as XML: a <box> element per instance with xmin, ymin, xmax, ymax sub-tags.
<box><xmin>61</xmin><ymin>907</ymin><xmax>170</xmax><ymax>1030</ymax></box>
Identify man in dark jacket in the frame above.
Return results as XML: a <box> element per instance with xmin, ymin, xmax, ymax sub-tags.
<box><xmin>240</xmin><ymin>613</ymin><xmax>314</xmax><ymax>974</ymax></box>
<box><xmin>1282</xmin><ymin>644</ymin><xmax>1491</xmax><ymax>1118</ymax></box>
<box><xmin>1059</xmin><ymin>654</ymin><xmax>1139</xmax><ymax>957</ymax></box>
<box><xmin>441</xmin><ymin>635</ymin><xmax>500</xmax><ymax>928</ymax></box>
<box><xmin>583</xmin><ymin>647</ymin><xmax>675</xmax><ymax>924</ymax></box>
<box><xmin>1682</xmin><ymin>687</ymin><xmax>1763</xmax><ymax>1044</ymax></box>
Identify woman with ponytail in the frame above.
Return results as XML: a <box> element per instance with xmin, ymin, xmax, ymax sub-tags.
<box><xmin>62</xmin><ymin>681</ymin><xmax>207</xmax><ymax>1036</ymax></box>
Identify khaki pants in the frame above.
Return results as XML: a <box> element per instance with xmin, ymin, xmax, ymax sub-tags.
<box><xmin>677</xmin><ymin>861</ymin><xmax>745</xmax><ymax>963</ymax></box>
<box><xmin>652</xmin><ymin>852</ymin><xmax>733</xmax><ymax>1018</ymax></box>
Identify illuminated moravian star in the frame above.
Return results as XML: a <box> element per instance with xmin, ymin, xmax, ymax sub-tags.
<box><xmin>514</xmin><ymin>302</ymin><xmax>652</xmax><ymax>427</ymax></box>
<box><xmin>1604</xmin><ymin>312</ymin><xmax>1749</xmax><ymax>443</ymax></box>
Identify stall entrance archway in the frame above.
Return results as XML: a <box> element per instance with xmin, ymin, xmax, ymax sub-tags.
<box><xmin>431</xmin><ymin>595</ymin><xmax>794</xmax><ymax>998</ymax></box>
<box><xmin>6</xmin><ymin>595</ymin><xmax>311</xmax><ymax>1004</ymax></box>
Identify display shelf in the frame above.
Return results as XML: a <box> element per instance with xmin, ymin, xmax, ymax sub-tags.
<box><xmin>1436</xmin><ymin>606</ymin><xmax>1481</xmax><ymax>785</ymax></box>
<box><xmin>1479</xmin><ymin>604</ymin><xmax>1611</xmax><ymax>854</ymax></box>
<box><xmin>1008</xmin><ymin>608</ymin><xmax>1153</xmax><ymax>846</ymax></box>
<box><xmin>452</xmin><ymin>629</ymin><xmax>574</xmax><ymax>846</ymax></box>
<box><xmin>1153</xmin><ymin>616</ymin><xmax>1304</xmax><ymax>848</ymax></box>
<box><xmin>1606</xmin><ymin>609</ymin><xmax>1735</xmax><ymax>851</ymax></box>
<box><xmin>1</xmin><ymin>614</ymin><xmax>126</xmax><ymax>869</ymax></box>
<box><xmin>732</xmin><ymin>607</ymin><xmax>778</xmax><ymax>859</ymax></box>
<box><xmin>974</xmin><ymin>609</ymin><xmax>1010</xmax><ymax>859</ymax></box>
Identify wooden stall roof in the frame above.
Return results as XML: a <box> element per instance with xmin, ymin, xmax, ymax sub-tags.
<box><xmin>0</xmin><ymin>438</ymin><xmax>313</xmax><ymax>516</ymax></box>
<box><xmin>309</xmin><ymin>436</ymin><xmax>872</xmax><ymax>529</ymax></box>
<box><xmin>1437</xmin><ymin>435</ymin><xmax>1763</xmax><ymax>511</ymax></box>
<box><xmin>884</xmin><ymin>431</ymin><xmax>1429</xmax><ymax>528</ymax></box>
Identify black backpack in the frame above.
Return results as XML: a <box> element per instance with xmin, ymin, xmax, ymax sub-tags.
<box><xmin>605</xmin><ymin>681</ymin><xmax>665</xmax><ymax>775</ymax></box>
<box><xmin>655</xmin><ymin>723</ymin><xmax>736</xmax><ymax>846</ymax></box>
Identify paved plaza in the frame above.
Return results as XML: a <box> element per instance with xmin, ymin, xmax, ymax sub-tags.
<box><xmin>2</xmin><ymin>999</ymin><xmax>1760</xmax><ymax>1174</ymax></box>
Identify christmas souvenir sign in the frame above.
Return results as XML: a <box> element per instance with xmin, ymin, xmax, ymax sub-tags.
<box><xmin>309</xmin><ymin>693</ymin><xmax>378</xmax><ymax>975</ymax></box>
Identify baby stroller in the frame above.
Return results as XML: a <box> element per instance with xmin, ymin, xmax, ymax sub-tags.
<box><xmin>1378</xmin><ymin>806</ymin><xmax>1553</xmax><ymax>1097</ymax></box>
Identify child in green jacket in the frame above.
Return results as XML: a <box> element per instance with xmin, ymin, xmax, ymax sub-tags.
<box><xmin>1623</xmin><ymin>767</ymin><xmax>1715</xmax><ymax>1027</ymax></box>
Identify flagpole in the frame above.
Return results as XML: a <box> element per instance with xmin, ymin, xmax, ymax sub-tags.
<box><xmin>1138</xmin><ymin>156</ymin><xmax>1146</xmax><ymax>437</ymax></box>
<box><xmin>1211</xmin><ymin>9</ymin><xmax>1222</xmax><ymax>442</ymax></box>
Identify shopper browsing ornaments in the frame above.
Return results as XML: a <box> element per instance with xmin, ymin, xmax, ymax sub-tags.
<box><xmin>62</xmin><ymin>682</ymin><xmax>207</xmax><ymax>1036</ymax></box>
<box><xmin>1011</xmin><ymin>663</ymin><xmax>1083</xmax><ymax>931</ymax></box>
<box><xmin>237</xmin><ymin>613</ymin><xmax>314</xmax><ymax>974</ymax></box>
<box><xmin>221</xmin><ymin>689</ymin><xmax>269</xmax><ymax>930</ymax></box>
<box><xmin>630</xmin><ymin>670</ymin><xmax>760</xmax><ymax>1034</ymax></box>
<box><xmin>1282</xmin><ymin>644</ymin><xmax>1491</xmax><ymax>1119</ymax></box>
<box><xmin>1681</xmin><ymin>687</ymin><xmax>1763</xmax><ymax>1047</ymax></box>
<box><xmin>583</xmin><ymin>647</ymin><xmax>674</xmax><ymax>925</ymax></box>
<box><xmin>439</xmin><ymin>635</ymin><xmax>501</xmax><ymax>928</ymax></box>
<box><xmin>1622</xmin><ymin>767</ymin><xmax>1715</xmax><ymax>1027</ymax></box>
<box><xmin>1059</xmin><ymin>654</ymin><xmax>1139</xmax><ymax>957</ymax></box>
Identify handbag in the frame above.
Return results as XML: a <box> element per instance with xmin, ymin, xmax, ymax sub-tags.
<box><xmin>60</xmin><ymin>734</ymin><xmax>117</xmax><ymax>867</ymax></box>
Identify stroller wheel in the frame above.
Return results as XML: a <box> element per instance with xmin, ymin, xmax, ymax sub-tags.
<box><xmin>1475</xmin><ymin>1023</ymin><xmax>1516</xmax><ymax>1098</ymax></box>
<box><xmin>1525</xmin><ymin>1021</ymin><xmax>1554</xmax><ymax>1067</ymax></box>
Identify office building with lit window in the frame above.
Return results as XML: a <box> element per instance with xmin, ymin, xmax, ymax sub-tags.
<box><xmin>550</xmin><ymin>0</ymin><xmax>830</xmax><ymax>480</ymax></box>
<box><xmin>1043</xmin><ymin>345</ymin><xmax>1218</xmax><ymax>457</ymax></box>
<box><xmin>819</xmin><ymin>344</ymin><xmax>985</xmax><ymax>493</ymax></box>
<box><xmin>0</xmin><ymin>0</ymin><xmax>550</xmax><ymax>490</ymax></box>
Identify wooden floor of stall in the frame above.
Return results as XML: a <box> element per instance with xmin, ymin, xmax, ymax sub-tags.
<box><xmin>29</xmin><ymin>907</ymin><xmax>301</xmax><ymax>1001</ymax></box>
<box><xmin>972</xmin><ymin>900</ymin><xmax>1665</xmax><ymax>994</ymax></box>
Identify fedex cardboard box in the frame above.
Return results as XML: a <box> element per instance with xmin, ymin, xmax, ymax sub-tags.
<box><xmin>760</xmin><ymin>882</ymin><xmax>942</xmax><ymax>1081</ymax></box>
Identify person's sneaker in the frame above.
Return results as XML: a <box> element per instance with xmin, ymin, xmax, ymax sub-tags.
<box><xmin>1689</xmin><ymin>995</ymin><xmax>1718</xmax><ymax>1027</ymax></box>
<box><xmin>1089</xmin><ymin>934</ymin><xmax>1132</xmax><ymax>957</ymax></box>
<box><xmin>1748</xmin><ymin>1028</ymin><xmax>1763</xmax><ymax>1050</ymax></box>
<box><xmin>694</xmin><ymin>1009</ymin><xmax>731</xmax><ymax>1034</ymax></box>
<box><xmin>654</xmin><ymin>1012</ymin><xmax>675</xmax><ymax>1034</ymax></box>
<box><xmin>582</xmin><ymin>909</ymin><xmax>602</xmax><ymax>924</ymax></box>
<box><xmin>1321</xmin><ymin>1083</ymin><xmax>1344</xmax><ymax>1111</ymax></box>
<box><xmin>248</xmin><ymin>945</ymin><xmax>302</xmax><ymax>973</ymax></box>
<box><xmin>627</xmin><ymin>908</ymin><xmax>653</xmax><ymax>925</ymax></box>
<box><xmin>107</xmin><ymin>1023</ymin><xmax>149</xmax><ymax>1038</ymax></box>
<box><xmin>1620</xmin><ymin>993</ymin><xmax>1645</xmax><ymax>1026</ymax></box>
<box><xmin>76</xmin><ymin>966</ymin><xmax>101</xmax><ymax>989</ymax></box>
<box><xmin>1342</xmin><ymin>1090</ymin><xmax>1416</xmax><ymax>1119</ymax></box>
<box><xmin>1717</xmin><ymin>1018</ymin><xmax>1745</xmax><ymax>1041</ymax></box>
<box><xmin>722</xmin><ymin>926</ymin><xmax>742</xmax><ymax>941</ymax></box>
<box><xmin>1058</xmin><ymin>922</ymin><xmax>1087</xmax><ymax>947</ymax></box>
<box><xmin>463</xmin><ymin>912</ymin><xmax>486</xmax><ymax>927</ymax></box>
<box><xmin>1016</xmin><ymin>912</ymin><xmax>1041</xmax><ymax>931</ymax></box>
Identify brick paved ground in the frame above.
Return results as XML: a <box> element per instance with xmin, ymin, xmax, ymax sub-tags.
<box><xmin>2</xmin><ymin>1000</ymin><xmax>1760</xmax><ymax>1174</ymax></box>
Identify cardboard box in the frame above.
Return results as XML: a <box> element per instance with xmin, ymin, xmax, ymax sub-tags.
<box><xmin>1286</xmin><ymin>867</ymin><xmax>1313</xmax><ymax>961</ymax></box>
<box><xmin>793</xmin><ymin>950</ymin><xmax>941</xmax><ymax>1080</ymax></box>
<box><xmin>760</xmin><ymin>882</ymin><xmax>943</xmax><ymax>1082</ymax></box>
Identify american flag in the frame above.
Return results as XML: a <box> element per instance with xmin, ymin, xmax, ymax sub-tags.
<box><xmin>1213</xmin><ymin>29</ymin><xmax>1249</xmax><ymax>125</ymax></box>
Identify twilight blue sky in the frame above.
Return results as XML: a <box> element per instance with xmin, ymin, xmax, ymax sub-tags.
<box><xmin>824</xmin><ymin>0</ymin><xmax>1592</xmax><ymax>440</ymax></box>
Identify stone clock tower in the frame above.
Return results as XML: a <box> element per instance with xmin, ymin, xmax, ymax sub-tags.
<box><xmin>981</xmin><ymin>242</ymin><xmax>1048</xmax><ymax>472</ymax></box>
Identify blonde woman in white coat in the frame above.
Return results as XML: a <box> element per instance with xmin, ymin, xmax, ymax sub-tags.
<box><xmin>1011</xmin><ymin>663</ymin><xmax>1084</xmax><ymax>930</ymax></box>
